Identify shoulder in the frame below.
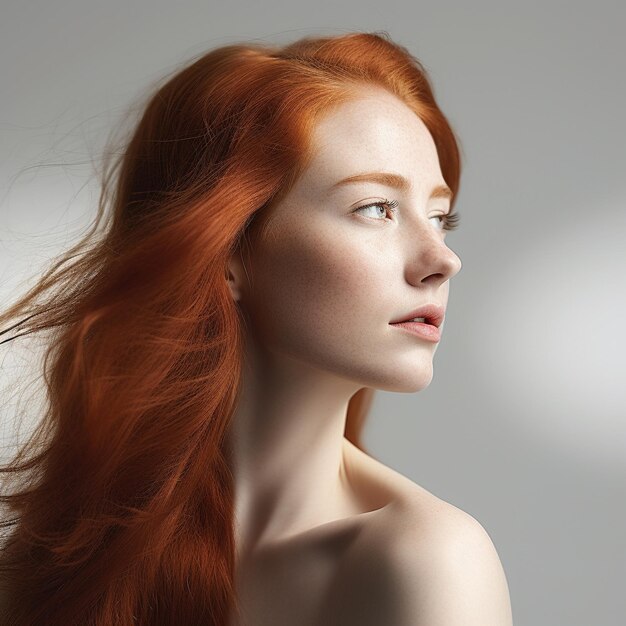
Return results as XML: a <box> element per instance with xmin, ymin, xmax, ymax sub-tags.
<box><xmin>333</xmin><ymin>493</ymin><xmax>514</xmax><ymax>626</ymax></box>
<box><xmin>388</xmin><ymin>496</ymin><xmax>514</xmax><ymax>625</ymax></box>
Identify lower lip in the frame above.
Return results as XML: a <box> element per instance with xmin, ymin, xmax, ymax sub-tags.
<box><xmin>389</xmin><ymin>321</ymin><xmax>441</xmax><ymax>342</ymax></box>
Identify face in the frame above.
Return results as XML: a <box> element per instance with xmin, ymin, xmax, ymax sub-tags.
<box><xmin>229</xmin><ymin>87</ymin><xmax>462</xmax><ymax>393</ymax></box>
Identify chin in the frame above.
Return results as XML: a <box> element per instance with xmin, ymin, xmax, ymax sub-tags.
<box><xmin>373</xmin><ymin>368</ymin><xmax>434</xmax><ymax>394</ymax></box>
<box><xmin>391</xmin><ymin>379</ymin><xmax>433</xmax><ymax>394</ymax></box>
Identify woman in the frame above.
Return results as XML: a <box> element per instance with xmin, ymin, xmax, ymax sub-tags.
<box><xmin>0</xmin><ymin>31</ymin><xmax>513</xmax><ymax>625</ymax></box>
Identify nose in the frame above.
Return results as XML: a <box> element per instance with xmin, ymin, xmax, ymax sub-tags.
<box><xmin>406</xmin><ymin>228</ymin><xmax>462</xmax><ymax>286</ymax></box>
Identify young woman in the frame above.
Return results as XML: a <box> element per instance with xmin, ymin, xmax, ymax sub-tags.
<box><xmin>0</xmin><ymin>31</ymin><xmax>513</xmax><ymax>625</ymax></box>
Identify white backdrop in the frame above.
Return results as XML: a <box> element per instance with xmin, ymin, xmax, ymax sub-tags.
<box><xmin>1</xmin><ymin>2</ymin><xmax>625</xmax><ymax>624</ymax></box>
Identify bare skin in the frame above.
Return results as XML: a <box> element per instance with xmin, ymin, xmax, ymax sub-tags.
<box><xmin>226</xmin><ymin>87</ymin><xmax>512</xmax><ymax>625</ymax></box>
<box><xmin>229</xmin><ymin>437</ymin><xmax>444</xmax><ymax>626</ymax></box>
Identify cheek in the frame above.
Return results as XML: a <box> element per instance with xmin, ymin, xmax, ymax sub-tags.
<box><xmin>244</xmin><ymin>223</ymin><xmax>391</xmax><ymax>361</ymax></box>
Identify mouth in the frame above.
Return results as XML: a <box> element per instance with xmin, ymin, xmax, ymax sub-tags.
<box><xmin>389</xmin><ymin>319</ymin><xmax>441</xmax><ymax>342</ymax></box>
<box><xmin>389</xmin><ymin>303</ymin><xmax>445</xmax><ymax>328</ymax></box>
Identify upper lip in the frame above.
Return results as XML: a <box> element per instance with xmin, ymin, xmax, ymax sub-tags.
<box><xmin>389</xmin><ymin>303</ymin><xmax>445</xmax><ymax>327</ymax></box>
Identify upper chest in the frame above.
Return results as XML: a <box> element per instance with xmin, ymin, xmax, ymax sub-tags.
<box><xmin>230</xmin><ymin>443</ymin><xmax>439</xmax><ymax>626</ymax></box>
<box><xmin>231</xmin><ymin>513</ymin><xmax>367</xmax><ymax>626</ymax></box>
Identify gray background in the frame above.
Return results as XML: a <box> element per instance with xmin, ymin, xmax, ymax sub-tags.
<box><xmin>1</xmin><ymin>1</ymin><xmax>625</xmax><ymax>624</ymax></box>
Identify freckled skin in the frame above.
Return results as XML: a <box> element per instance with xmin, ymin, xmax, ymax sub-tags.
<box><xmin>226</xmin><ymin>87</ymin><xmax>465</xmax><ymax>624</ymax></box>
<box><xmin>236</xmin><ymin>88</ymin><xmax>461</xmax><ymax>394</ymax></box>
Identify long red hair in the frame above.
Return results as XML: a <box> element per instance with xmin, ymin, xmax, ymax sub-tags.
<box><xmin>0</xmin><ymin>31</ymin><xmax>462</xmax><ymax>624</ymax></box>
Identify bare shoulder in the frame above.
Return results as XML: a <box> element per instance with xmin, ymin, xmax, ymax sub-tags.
<box><xmin>323</xmin><ymin>491</ymin><xmax>514</xmax><ymax>626</ymax></box>
<box><xmin>387</xmin><ymin>495</ymin><xmax>514</xmax><ymax>625</ymax></box>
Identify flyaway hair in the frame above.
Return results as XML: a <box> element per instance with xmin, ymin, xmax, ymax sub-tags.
<box><xmin>0</xmin><ymin>30</ymin><xmax>462</xmax><ymax>625</ymax></box>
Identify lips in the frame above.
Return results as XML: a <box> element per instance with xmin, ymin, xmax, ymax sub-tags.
<box><xmin>389</xmin><ymin>303</ymin><xmax>445</xmax><ymax>328</ymax></box>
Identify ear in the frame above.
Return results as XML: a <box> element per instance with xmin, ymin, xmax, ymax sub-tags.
<box><xmin>226</xmin><ymin>247</ymin><xmax>249</xmax><ymax>303</ymax></box>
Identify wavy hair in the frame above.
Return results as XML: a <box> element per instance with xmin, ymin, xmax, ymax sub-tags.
<box><xmin>0</xmin><ymin>31</ymin><xmax>462</xmax><ymax>624</ymax></box>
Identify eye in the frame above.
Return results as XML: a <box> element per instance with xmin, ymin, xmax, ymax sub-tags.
<box><xmin>353</xmin><ymin>200</ymin><xmax>461</xmax><ymax>231</ymax></box>
<box><xmin>435</xmin><ymin>211</ymin><xmax>461</xmax><ymax>232</ymax></box>
<box><xmin>353</xmin><ymin>199</ymin><xmax>399</xmax><ymax>221</ymax></box>
<box><xmin>431</xmin><ymin>215</ymin><xmax>448</xmax><ymax>230</ymax></box>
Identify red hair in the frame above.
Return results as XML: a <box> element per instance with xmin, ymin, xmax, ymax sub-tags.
<box><xmin>0</xmin><ymin>31</ymin><xmax>462</xmax><ymax>624</ymax></box>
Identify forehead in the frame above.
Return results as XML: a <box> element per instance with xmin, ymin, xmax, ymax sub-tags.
<box><xmin>297</xmin><ymin>89</ymin><xmax>445</xmax><ymax>194</ymax></box>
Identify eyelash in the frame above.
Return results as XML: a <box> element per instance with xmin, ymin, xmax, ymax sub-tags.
<box><xmin>353</xmin><ymin>198</ymin><xmax>460</xmax><ymax>231</ymax></box>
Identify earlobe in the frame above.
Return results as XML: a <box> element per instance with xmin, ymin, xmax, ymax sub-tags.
<box><xmin>226</xmin><ymin>264</ymin><xmax>241</xmax><ymax>302</ymax></box>
<box><xmin>226</xmin><ymin>250</ymin><xmax>247</xmax><ymax>303</ymax></box>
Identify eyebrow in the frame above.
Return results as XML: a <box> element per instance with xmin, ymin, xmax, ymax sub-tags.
<box><xmin>331</xmin><ymin>171</ymin><xmax>453</xmax><ymax>201</ymax></box>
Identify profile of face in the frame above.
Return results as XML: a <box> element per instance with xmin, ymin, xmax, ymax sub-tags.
<box><xmin>229</xmin><ymin>87</ymin><xmax>462</xmax><ymax>394</ymax></box>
